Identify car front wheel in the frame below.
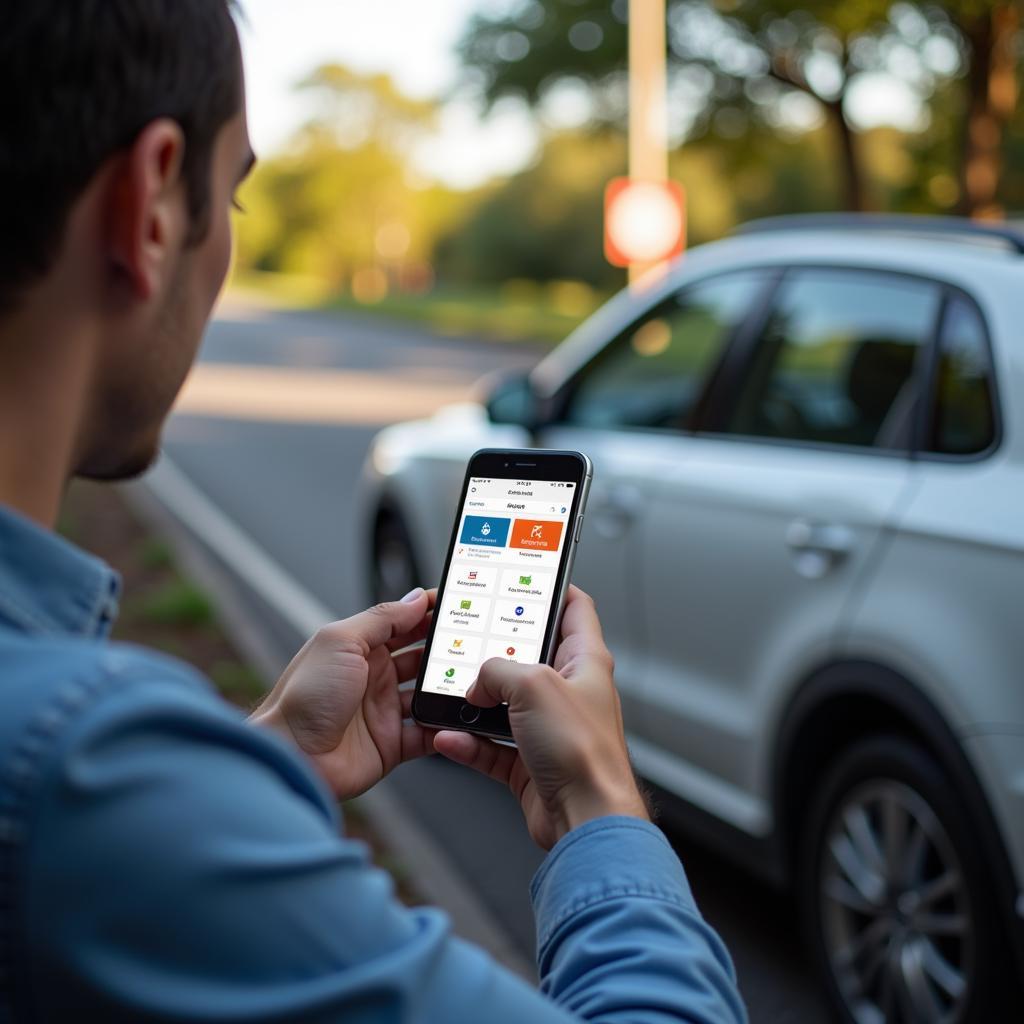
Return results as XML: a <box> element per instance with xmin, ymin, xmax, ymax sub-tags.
<box><xmin>799</xmin><ymin>735</ymin><xmax>1015</xmax><ymax>1024</ymax></box>
<box><xmin>371</xmin><ymin>508</ymin><xmax>422</xmax><ymax>603</ymax></box>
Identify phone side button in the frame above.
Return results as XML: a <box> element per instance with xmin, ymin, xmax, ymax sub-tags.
<box><xmin>573</xmin><ymin>514</ymin><xmax>585</xmax><ymax>543</ymax></box>
<box><xmin>458</xmin><ymin>703</ymin><xmax>481</xmax><ymax>725</ymax></box>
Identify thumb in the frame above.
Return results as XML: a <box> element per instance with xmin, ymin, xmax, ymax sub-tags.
<box><xmin>433</xmin><ymin>730</ymin><xmax>519</xmax><ymax>788</ymax></box>
<box><xmin>467</xmin><ymin>657</ymin><xmax>558</xmax><ymax>713</ymax></box>
<box><xmin>333</xmin><ymin>588</ymin><xmax>428</xmax><ymax>651</ymax></box>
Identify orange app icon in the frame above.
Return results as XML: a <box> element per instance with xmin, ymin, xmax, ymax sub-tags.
<box><xmin>510</xmin><ymin>518</ymin><xmax>564</xmax><ymax>551</ymax></box>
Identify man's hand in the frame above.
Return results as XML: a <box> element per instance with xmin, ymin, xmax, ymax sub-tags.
<box><xmin>250</xmin><ymin>588</ymin><xmax>436</xmax><ymax>800</ymax></box>
<box><xmin>433</xmin><ymin>586</ymin><xmax>648</xmax><ymax>850</ymax></box>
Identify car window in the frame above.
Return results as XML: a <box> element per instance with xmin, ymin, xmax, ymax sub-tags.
<box><xmin>928</xmin><ymin>296</ymin><xmax>996</xmax><ymax>456</ymax></box>
<box><xmin>726</xmin><ymin>269</ymin><xmax>940</xmax><ymax>451</ymax></box>
<box><xmin>561</xmin><ymin>271</ymin><xmax>768</xmax><ymax>431</ymax></box>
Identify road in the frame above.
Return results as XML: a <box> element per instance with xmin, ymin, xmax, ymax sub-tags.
<box><xmin>161</xmin><ymin>296</ymin><xmax>830</xmax><ymax>1024</ymax></box>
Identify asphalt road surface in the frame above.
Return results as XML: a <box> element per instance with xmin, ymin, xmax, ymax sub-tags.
<box><xmin>162</xmin><ymin>296</ymin><xmax>831</xmax><ymax>1024</ymax></box>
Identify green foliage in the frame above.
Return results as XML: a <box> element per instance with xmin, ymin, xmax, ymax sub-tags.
<box><xmin>455</xmin><ymin>1</ymin><xmax>1020</xmax><ymax>215</ymax></box>
<box><xmin>139</xmin><ymin>539</ymin><xmax>174</xmax><ymax>571</ymax></box>
<box><xmin>131</xmin><ymin>582</ymin><xmax>215</xmax><ymax>628</ymax></box>
<box><xmin>437</xmin><ymin>119</ymin><xmax>850</xmax><ymax>290</ymax></box>
<box><xmin>436</xmin><ymin>131</ymin><xmax>628</xmax><ymax>289</ymax></box>
<box><xmin>232</xmin><ymin>5</ymin><xmax>1021</xmax><ymax>320</ymax></box>
<box><xmin>674</xmin><ymin>125</ymin><xmax>840</xmax><ymax>240</ymax></box>
<box><xmin>210</xmin><ymin>661</ymin><xmax>267</xmax><ymax>705</ymax></box>
<box><xmin>56</xmin><ymin>508</ymin><xmax>79</xmax><ymax>544</ymax></box>
<box><xmin>458</xmin><ymin>0</ymin><xmax>629</xmax><ymax>108</ymax></box>
<box><xmin>296</xmin><ymin>64</ymin><xmax>437</xmax><ymax>149</ymax></box>
<box><xmin>234</xmin><ymin>64</ymin><xmax>463</xmax><ymax>289</ymax></box>
<box><xmin>457</xmin><ymin>0</ymin><xmax>968</xmax><ymax>126</ymax></box>
<box><xmin>327</xmin><ymin>282</ymin><xmax>602</xmax><ymax>344</ymax></box>
<box><xmin>236</xmin><ymin>139</ymin><xmax>401</xmax><ymax>280</ymax></box>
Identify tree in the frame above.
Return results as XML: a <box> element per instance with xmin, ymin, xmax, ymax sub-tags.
<box><xmin>294</xmin><ymin>64</ymin><xmax>437</xmax><ymax>155</ymax></box>
<box><xmin>457</xmin><ymin>1</ymin><xmax>1021</xmax><ymax>217</ymax></box>
<box><xmin>955</xmin><ymin>2</ymin><xmax>1020</xmax><ymax>217</ymax></box>
<box><xmin>435</xmin><ymin>131</ymin><xmax>628</xmax><ymax>289</ymax></box>
<box><xmin>234</xmin><ymin>65</ymin><xmax>462</xmax><ymax>291</ymax></box>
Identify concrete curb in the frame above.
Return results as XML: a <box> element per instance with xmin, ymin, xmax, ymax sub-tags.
<box><xmin>120</xmin><ymin>465</ymin><xmax>535</xmax><ymax>980</ymax></box>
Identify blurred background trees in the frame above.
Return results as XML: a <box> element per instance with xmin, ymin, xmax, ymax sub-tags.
<box><xmin>233</xmin><ymin>1</ymin><xmax>1024</xmax><ymax>312</ymax></box>
<box><xmin>236</xmin><ymin>66</ymin><xmax>460</xmax><ymax>299</ymax></box>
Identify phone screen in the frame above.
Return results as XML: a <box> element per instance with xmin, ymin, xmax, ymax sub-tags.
<box><xmin>420</xmin><ymin>475</ymin><xmax>576</xmax><ymax>698</ymax></box>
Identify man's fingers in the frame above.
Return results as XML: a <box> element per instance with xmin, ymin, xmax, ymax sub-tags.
<box><xmin>559</xmin><ymin>586</ymin><xmax>606</xmax><ymax>648</ymax></box>
<box><xmin>400</xmin><ymin>721</ymin><xmax>436</xmax><ymax>763</ymax></box>
<box><xmin>327</xmin><ymin>589</ymin><xmax>430</xmax><ymax>652</ymax></box>
<box><xmin>433</xmin><ymin>730</ymin><xmax>518</xmax><ymax>786</ymax></box>
<box><xmin>387</xmin><ymin>590</ymin><xmax>437</xmax><ymax>652</ymax></box>
<box><xmin>391</xmin><ymin>646</ymin><xmax>424</xmax><ymax>684</ymax></box>
<box><xmin>386</xmin><ymin>616</ymin><xmax>431</xmax><ymax>653</ymax></box>
<box><xmin>400</xmin><ymin>686</ymin><xmax>415</xmax><ymax>718</ymax></box>
<box><xmin>552</xmin><ymin>586</ymin><xmax>613</xmax><ymax>675</ymax></box>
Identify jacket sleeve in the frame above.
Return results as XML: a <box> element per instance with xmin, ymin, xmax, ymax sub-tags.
<box><xmin>532</xmin><ymin>817</ymin><xmax>749</xmax><ymax>1023</ymax></box>
<box><xmin>19</xmin><ymin>661</ymin><xmax>746</xmax><ymax>1023</ymax></box>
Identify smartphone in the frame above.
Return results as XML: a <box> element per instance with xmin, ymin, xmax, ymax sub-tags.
<box><xmin>411</xmin><ymin>448</ymin><xmax>593</xmax><ymax>741</ymax></box>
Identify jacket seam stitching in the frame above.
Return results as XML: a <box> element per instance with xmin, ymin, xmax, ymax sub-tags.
<box><xmin>0</xmin><ymin>587</ymin><xmax>51</xmax><ymax>635</ymax></box>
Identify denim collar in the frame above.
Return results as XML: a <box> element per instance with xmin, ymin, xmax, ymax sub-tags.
<box><xmin>0</xmin><ymin>501</ymin><xmax>121</xmax><ymax>639</ymax></box>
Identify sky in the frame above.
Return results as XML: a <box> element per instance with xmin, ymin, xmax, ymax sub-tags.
<box><xmin>236</xmin><ymin>0</ymin><xmax>539</xmax><ymax>189</ymax></box>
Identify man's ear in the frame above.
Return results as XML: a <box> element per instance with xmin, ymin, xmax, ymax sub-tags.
<box><xmin>107</xmin><ymin>119</ymin><xmax>187</xmax><ymax>301</ymax></box>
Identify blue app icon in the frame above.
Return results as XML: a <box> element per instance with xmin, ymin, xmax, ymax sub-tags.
<box><xmin>460</xmin><ymin>515</ymin><xmax>510</xmax><ymax>547</ymax></box>
<box><xmin>515</xmin><ymin>606</ymin><xmax>525</xmax><ymax>616</ymax></box>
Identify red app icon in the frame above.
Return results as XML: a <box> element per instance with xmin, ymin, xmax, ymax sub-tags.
<box><xmin>506</xmin><ymin>646</ymin><xmax>516</xmax><ymax>656</ymax></box>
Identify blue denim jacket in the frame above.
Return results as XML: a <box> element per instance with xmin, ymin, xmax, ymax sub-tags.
<box><xmin>0</xmin><ymin>501</ymin><xmax>747</xmax><ymax>1023</ymax></box>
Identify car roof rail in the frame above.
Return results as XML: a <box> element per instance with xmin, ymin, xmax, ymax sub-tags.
<box><xmin>735</xmin><ymin>213</ymin><xmax>1024</xmax><ymax>255</ymax></box>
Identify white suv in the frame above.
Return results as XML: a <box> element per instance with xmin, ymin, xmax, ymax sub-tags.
<box><xmin>358</xmin><ymin>216</ymin><xmax>1024</xmax><ymax>1023</ymax></box>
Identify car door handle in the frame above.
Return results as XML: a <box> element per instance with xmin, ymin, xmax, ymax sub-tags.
<box><xmin>786</xmin><ymin>520</ymin><xmax>856</xmax><ymax>579</ymax></box>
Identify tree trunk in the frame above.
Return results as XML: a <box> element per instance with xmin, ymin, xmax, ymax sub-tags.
<box><xmin>767</xmin><ymin>43</ymin><xmax>867</xmax><ymax>212</ymax></box>
<box><xmin>957</xmin><ymin>5</ymin><xmax>1019</xmax><ymax>220</ymax></box>
<box><xmin>829</xmin><ymin>100</ymin><xmax>867</xmax><ymax>212</ymax></box>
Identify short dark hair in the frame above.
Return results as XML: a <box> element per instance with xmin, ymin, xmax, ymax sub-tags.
<box><xmin>0</xmin><ymin>1</ymin><xmax>242</xmax><ymax>311</ymax></box>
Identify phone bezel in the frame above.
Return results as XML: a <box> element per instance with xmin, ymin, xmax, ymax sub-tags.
<box><xmin>411</xmin><ymin>448</ymin><xmax>591</xmax><ymax>739</ymax></box>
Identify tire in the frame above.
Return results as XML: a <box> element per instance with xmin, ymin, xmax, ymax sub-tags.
<box><xmin>370</xmin><ymin>508</ymin><xmax>422</xmax><ymax>603</ymax></box>
<box><xmin>798</xmin><ymin>735</ymin><xmax>1017</xmax><ymax>1024</ymax></box>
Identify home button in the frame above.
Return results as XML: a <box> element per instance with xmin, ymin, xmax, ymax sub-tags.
<box><xmin>458</xmin><ymin>703</ymin><xmax>481</xmax><ymax>725</ymax></box>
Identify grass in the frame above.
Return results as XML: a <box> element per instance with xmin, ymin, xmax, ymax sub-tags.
<box><xmin>56</xmin><ymin>507</ymin><xmax>79</xmax><ymax>544</ymax></box>
<box><xmin>139</xmin><ymin>538</ymin><xmax>175</xmax><ymax>571</ymax></box>
<box><xmin>229</xmin><ymin>270</ymin><xmax>607</xmax><ymax>346</ymax></box>
<box><xmin>130</xmin><ymin>580</ymin><xmax>215</xmax><ymax>628</ymax></box>
<box><xmin>209</xmin><ymin>660</ymin><xmax>268</xmax><ymax>706</ymax></box>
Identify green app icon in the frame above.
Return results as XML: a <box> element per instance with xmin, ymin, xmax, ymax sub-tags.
<box><xmin>445</xmin><ymin>668</ymin><xmax>455</xmax><ymax>678</ymax></box>
<box><xmin>459</xmin><ymin>599</ymin><xmax>472</xmax><ymax>610</ymax></box>
<box><xmin>519</xmin><ymin>575</ymin><xmax>532</xmax><ymax>586</ymax></box>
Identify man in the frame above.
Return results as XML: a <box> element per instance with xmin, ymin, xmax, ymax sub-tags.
<box><xmin>0</xmin><ymin>3</ymin><xmax>747</xmax><ymax>1021</ymax></box>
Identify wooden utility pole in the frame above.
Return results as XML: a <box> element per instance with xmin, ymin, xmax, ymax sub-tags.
<box><xmin>629</xmin><ymin>0</ymin><xmax>669</xmax><ymax>285</ymax></box>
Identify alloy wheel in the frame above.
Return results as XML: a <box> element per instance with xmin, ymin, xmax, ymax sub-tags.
<box><xmin>819</xmin><ymin>779</ymin><xmax>973</xmax><ymax>1024</ymax></box>
<box><xmin>373</xmin><ymin>515</ymin><xmax>419</xmax><ymax>603</ymax></box>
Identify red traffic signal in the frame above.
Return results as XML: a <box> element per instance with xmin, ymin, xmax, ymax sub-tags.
<box><xmin>604</xmin><ymin>178</ymin><xmax>686</xmax><ymax>268</ymax></box>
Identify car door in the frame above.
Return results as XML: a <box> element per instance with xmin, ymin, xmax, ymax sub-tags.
<box><xmin>630</xmin><ymin>267</ymin><xmax>942</xmax><ymax>837</ymax></box>
<box><xmin>539</xmin><ymin>269</ymin><xmax>775</xmax><ymax>725</ymax></box>
<box><xmin>848</xmin><ymin>290</ymin><xmax>1024</xmax><ymax>729</ymax></box>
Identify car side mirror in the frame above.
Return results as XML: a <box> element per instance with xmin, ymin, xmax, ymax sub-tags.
<box><xmin>483</xmin><ymin>370</ymin><xmax>541</xmax><ymax>429</ymax></box>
